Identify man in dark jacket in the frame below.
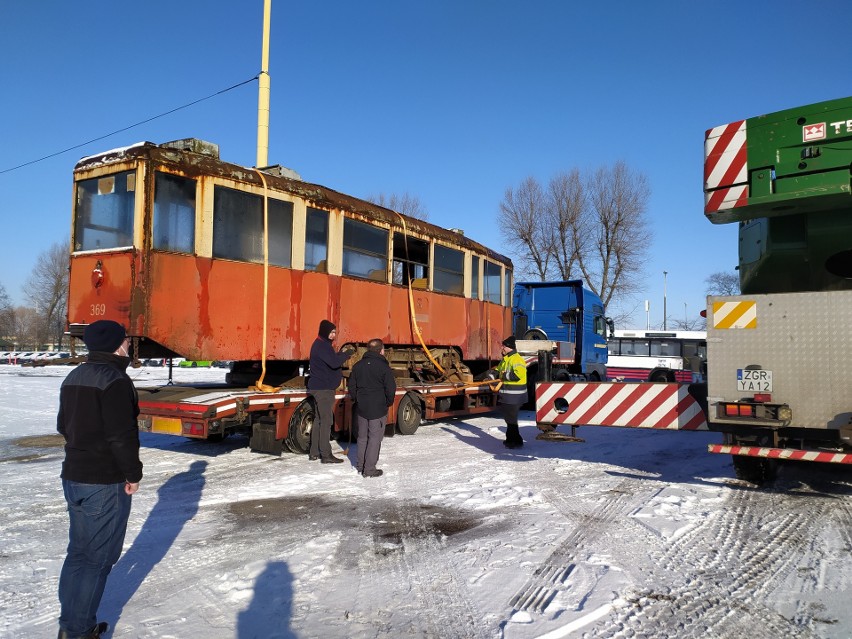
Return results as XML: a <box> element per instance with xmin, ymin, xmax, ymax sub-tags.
<box><xmin>307</xmin><ymin>319</ymin><xmax>355</xmax><ymax>463</ymax></box>
<box><xmin>348</xmin><ymin>338</ymin><xmax>396</xmax><ymax>477</ymax></box>
<box><xmin>57</xmin><ymin>320</ymin><xmax>142</xmax><ymax>639</ymax></box>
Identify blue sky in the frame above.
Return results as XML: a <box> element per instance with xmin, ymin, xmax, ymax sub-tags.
<box><xmin>2</xmin><ymin>1</ymin><xmax>851</xmax><ymax>328</ymax></box>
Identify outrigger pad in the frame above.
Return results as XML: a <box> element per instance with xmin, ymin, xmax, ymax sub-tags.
<box><xmin>535</xmin><ymin>431</ymin><xmax>585</xmax><ymax>443</ymax></box>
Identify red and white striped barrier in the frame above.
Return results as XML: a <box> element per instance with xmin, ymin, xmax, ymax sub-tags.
<box><xmin>536</xmin><ymin>382</ymin><xmax>708</xmax><ymax>431</ymax></box>
<box><xmin>704</xmin><ymin>119</ymin><xmax>748</xmax><ymax>215</ymax></box>
<box><xmin>708</xmin><ymin>444</ymin><xmax>852</xmax><ymax>464</ymax></box>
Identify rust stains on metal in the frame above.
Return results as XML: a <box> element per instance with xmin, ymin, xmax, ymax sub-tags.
<box><xmin>74</xmin><ymin>141</ymin><xmax>512</xmax><ymax>267</ymax></box>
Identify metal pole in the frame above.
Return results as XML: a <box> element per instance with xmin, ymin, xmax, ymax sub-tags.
<box><xmin>663</xmin><ymin>271</ymin><xmax>668</xmax><ymax>330</ymax></box>
<box><xmin>256</xmin><ymin>0</ymin><xmax>272</xmax><ymax>168</ymax></box>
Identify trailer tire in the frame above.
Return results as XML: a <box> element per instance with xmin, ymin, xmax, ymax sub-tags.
<box><xmin>732</xmin><ymin>455</ymin><xmax>778</xmax><ymax>485</ymax></box>
<box><xmin>396</xmin><ymin>394</ymin><xmax>421</xmax><ymax>435</ymax></box>
<box><xmin>287</xmin><ymin>400</ymin><xmax>314</xmax><ymax>454</ymax></box>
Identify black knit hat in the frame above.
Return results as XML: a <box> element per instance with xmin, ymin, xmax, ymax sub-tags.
<box><xmin>319</xmin><ymin>319</ymin><xmax>336</xmax><ymax>339</ymax></box>
<box><xmin>83</xmin><ymin>320</ymin><xmax>127</xmax><ymax>353</ymax></box>
<box><xmin>502</xmin><ymin>335</ymin><xmax>517</xmax><ymax>350</ymax></box>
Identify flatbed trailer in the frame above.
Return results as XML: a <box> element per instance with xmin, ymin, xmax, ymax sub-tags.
<box><xmin>137</xmin><ymin>379</ymin><xmax>500</xmax><ymax>455</ymax></box>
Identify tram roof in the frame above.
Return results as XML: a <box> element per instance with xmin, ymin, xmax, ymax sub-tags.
<box><xmin>75</xmin><ymin>140</ymin><xmax>512</xmax><ymax>267</ymax></box>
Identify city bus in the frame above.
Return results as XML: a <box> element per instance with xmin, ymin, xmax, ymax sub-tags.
<box><xmin>606</xmin><ymin>329</ymin><xmax>706</xmax><ymax>383</ymax></box>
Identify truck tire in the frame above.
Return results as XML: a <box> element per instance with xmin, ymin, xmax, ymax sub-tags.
<box><xmin>732</xmin><ymin>455</ymin><xmax>778</xmax><ymax>485</ymax></box>
<box><xmin>396</xmin><ymin>394</ymin><xmax>421</xmax><ymax>435</ymax></box>
<box><xmin>287</xmin><ymin>400</ymin><xmax>314</xmax><ymax>454</ymax></box>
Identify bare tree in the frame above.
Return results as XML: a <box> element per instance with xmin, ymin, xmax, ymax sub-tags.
<box><xmin>498</xmin><ymin>162</ymin><xmax>651</xmax><ymax>312</ymax></box>
<box><xmin>577</xmin><ymin>161</ymin><xmax>651</xmax><ymax>309</ymax></box>
<box><xmin>11</xmin><ymin>306</ymin><xmax>40</xmax><ymax>350</ymax></box>
<box><xmin>548</xmin><ymin>170</ymin><xmax>585</xmax><ymax>280</ymax></box>
<box><xmin>23</xmin><ymin>240</ymin><xmax>69</xmax><ymax>349</ymax></box>
<box><xmin>497</xmin><ymin>177</ymin><xmax>553</xmax><ymax>281</ymax></box>
<box><xmin>0</xmin><ymin>284</ymin><xmax>13</xmax><ymax>348</ymax></box>
<box><xmin>365</xmin><ymin>192</ymin><xmax>429</xmax><ymax>221</ymax></box>
<box><xmin>705</xmin><ymin>271</ymin><xmax>740</xmax><ymax>296</ymax></box>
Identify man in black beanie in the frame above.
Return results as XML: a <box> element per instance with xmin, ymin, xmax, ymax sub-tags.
<box><xmin>57</xmin><ymin>320</ymin><xmax>142</xmax><ymax>639</ymax></box>
<box><xmin>307</xmin><ymin>319</ymin><xmax>355</xmax><ymax>463</ymax></box>
<box><xmin>496</xmin><ymin>335</ymin><xmax>527</xmax><ymax>448</ymax></box>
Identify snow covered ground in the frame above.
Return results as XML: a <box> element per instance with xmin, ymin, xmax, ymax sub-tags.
<box><xmin>2</xmin><ymin>363</ymin><xmax>852</xmax><ymax>638</ymax></box>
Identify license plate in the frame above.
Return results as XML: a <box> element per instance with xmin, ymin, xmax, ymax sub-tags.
<box><xmin>737</xmin><ymin>369</ymin><xmax>772</xmax><ymax>392</ymax></box>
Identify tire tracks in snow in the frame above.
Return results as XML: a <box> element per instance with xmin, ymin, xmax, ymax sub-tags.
<box><xmin>595</xmin><ymin>480</ymin><xmax>834</xmax><ymax>638</ymax></box>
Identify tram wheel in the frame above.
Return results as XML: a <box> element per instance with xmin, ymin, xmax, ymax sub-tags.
<box><xmin>287</xmin><ymin>400</ymin><xmax>314</xmax><ymax>454</ymax></box>
<box><xmin>396</xmin><ymin>395</ymin><xmax>422</xmax><ymax>435</ymax></box>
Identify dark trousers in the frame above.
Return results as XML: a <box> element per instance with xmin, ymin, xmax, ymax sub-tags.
<box><xmin>356</xmin><ymin>414</ymin><xmax>386</xmax><ymax>473</ymax></box>
<box><xmin>500</xmin><ymin>402</ymin><xmax>523</xmax><ymax>444</ymax></box>
<box><xmin>59</xmin><ymin>480</ymin><xmax>132</xmax><ymax>636</ymax></box>
<box><xmin>309</xmin><ymin>390</ymin><xmax>336</xmax><ymax>459</ymax></box>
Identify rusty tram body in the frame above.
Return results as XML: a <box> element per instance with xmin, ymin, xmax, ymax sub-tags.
<box><xmin>67</xmin><ymin>139</ymin><xmax>514</xmax><ymax>452</ymax></box>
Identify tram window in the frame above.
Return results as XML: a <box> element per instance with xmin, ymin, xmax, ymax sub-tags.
<box><xmin>153</xmin><ymin>173</ymin><xmax>196</xmax><ymax>253</ymax></box>
<box><xmin>212</xmin><ymin>186</ymin><xmax>293</xmax><ymax>266</ymax></box>
<box><xmin>74</xmin><ymin>170</ymin><xmax>135</xmax><ymax>251</ymax></box>
<box><xmin>483</xmin><ymin>261</ymin><xmax>501</xmax><ymax>304</ymax></box>
<box><xmin>392</xmin><ymin>234</ymin><xmax>429</xmax><ymax>286</ymax></box>
<box><xmin>433</xmin><ymin>245</ymin><xmax>464</xmax><ymax>295</ymax></box>
<box><xmin>471</xmin><ymin>255</ymin><xmax>480</xmax><ymax>299</ymax></box>
<box><xmin>343</xmin><ymin>218</ymin><xmax>388</xmax><ymax>280</ymax></box>
<box><xmin>504</xmin><ymin>269</ymin><xmax>512</xmax><ymax>306</ymax></box>
<box><xmin>305</xmin><ymin>207</ymin><xmax>328</xmax><ymax>272</ymax></box>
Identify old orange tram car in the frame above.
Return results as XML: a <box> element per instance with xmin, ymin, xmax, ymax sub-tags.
<box><xmin>66</xmin><ymin>139</ymin><xmax>514</xmax><ymax>451</ymax></box>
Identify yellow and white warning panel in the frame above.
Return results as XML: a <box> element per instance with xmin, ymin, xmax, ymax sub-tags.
<box><xmin>712</xmin><ymin>300</ymin><xmax>756</xmax><ymax>329</ymax></box>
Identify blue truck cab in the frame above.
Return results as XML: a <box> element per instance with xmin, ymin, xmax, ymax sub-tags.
<box><xmin>512</xmin><ymin>280</ymin><xmax>609</xmax><ymax>381</ymax></box>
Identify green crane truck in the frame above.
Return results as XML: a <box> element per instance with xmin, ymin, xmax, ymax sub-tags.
<box><xmin>703</xmin><ymin>96</ymin><xmax>852</xmax><ymax>482</ymax></box>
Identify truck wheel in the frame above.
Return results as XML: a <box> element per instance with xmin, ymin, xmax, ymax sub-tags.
<box><xmin>396</xmin><ymin>395</ymin><xmax>421</xmax><ymax>435</ymax></box>
<box><xmin>732</xmin><ymin>455</ymin><xmax>778</xmax><ymax>485</ymax></box>
<box><xmin>287</xmin><ymin>400</ymin><xmax>314</xmax><ymax>454</ymax></box>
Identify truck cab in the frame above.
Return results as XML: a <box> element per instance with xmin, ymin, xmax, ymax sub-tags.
<box><xmin>512</xmin><ymin>280</ymin><xmax>608</xmax><ymax>380</ymax></box>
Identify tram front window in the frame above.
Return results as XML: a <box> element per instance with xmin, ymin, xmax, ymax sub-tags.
<box><xmin>153</xmin><ymin>172</ymin><xmax>196</xmax><ymax>253</ymax></box>
<box><xmin>483</xmin><ymin>260</ymin><xmax>502</xmax><ymax>303</ymax></box>
<box><xmin>74</xmin><ymin>170</ymin><xmax>136</xmax><ymax>251</ymax></box>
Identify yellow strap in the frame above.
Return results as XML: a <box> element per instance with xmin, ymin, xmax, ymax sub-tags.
<box><xmin>251</xmin><ymin>169</ymin><xmax>280</xmax><ymax>393</ymax></box>
<box><xmin>394</xmin><ymin>212</ymin><xmax>447</xmax><ymax>378</ymax></box>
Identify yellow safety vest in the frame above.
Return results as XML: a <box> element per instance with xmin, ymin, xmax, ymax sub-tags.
<box><xmin>496</xmin><ymin>351</ymin><xmax>528</xmax><ymax>404</ymax></box>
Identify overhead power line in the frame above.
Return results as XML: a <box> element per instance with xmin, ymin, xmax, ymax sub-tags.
<box><xmin>0</xmin><ymin>75</ymin><xmax>258</xmax><ymax>175</ymax></box>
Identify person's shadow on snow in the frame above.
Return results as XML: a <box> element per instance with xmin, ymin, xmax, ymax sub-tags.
<box><xmin>100</xmin><ymin>460</ymin><xmax>208</xmax><ymax>628</ymax></box>
<box><xmin>237</xmin><ymin>561</ymin><xmax>295</xmax><ymax>638</ymax></box>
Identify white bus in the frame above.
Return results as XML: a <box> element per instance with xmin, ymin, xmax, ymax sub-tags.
<box><xmin>607</xmin><ymin>329</ymin><xmax>706</xmax><ymax>383</ymax></box>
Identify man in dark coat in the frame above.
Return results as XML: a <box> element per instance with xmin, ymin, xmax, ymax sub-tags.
<box><xmin>57</xmin><ymin>320</ymin><xmax>142</xmax><ymax>639</ymax></box>
<box><xmin>307</xmin><ymin>319</ymin><xmax>355</xmax><ymax>463</ymax></box>
<box><xmin>348</xmin><ymin>338</ymin><xmax>396</xmax><ymax>477</ymax></box>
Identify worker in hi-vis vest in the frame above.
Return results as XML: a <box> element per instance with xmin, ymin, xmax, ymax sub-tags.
<box><xmin>495</xmin><ymin>336</ymin><xmax>528</xmax><ymax>448</ymax></box>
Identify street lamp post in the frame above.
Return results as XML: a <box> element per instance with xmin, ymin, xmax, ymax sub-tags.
<box><xmin>684</xmin><ymin>301</ymin><xmax>688</xmax><ymax>327</ymax></box>
<box><xmin>663</xmin><ymin>271</ymin><xmax>668</xmax><ymax>330</ymax></box>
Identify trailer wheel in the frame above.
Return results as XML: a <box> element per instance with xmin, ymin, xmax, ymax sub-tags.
<box><xmin>732</xmin><ymin>455</ymin><xmax>778</xmax><ymax>485</ymax></box>
<box><xmin>287</xmin><ymin>400</ymin><xmax>314</xmax><ymax>454</ymax></box>
<box><xmin>396</xmin><ymin>395</ymin><xmax>421</xmax><ymax>435</ymax></box>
